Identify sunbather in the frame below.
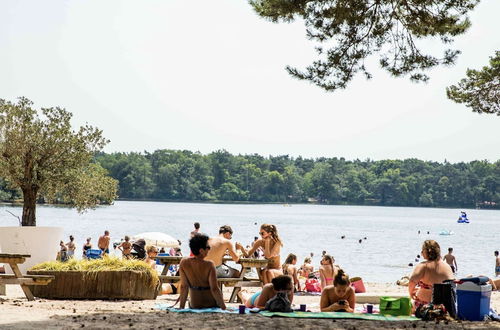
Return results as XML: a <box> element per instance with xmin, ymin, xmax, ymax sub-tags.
<box><xmin>320</xmin><ymin>269</ymin><xmax>355</xmax><ymax>312</ymax></box>
<box><xmin>282</xmin><ymin>253</ymin><xmax>301</xmax><ymax>292</ymax></box>
<box><xmin>239</xmin><ymin>275</ymin><xmax>294</xmax><ymax>309</ymax></box>
<box><xmin>236</xmin><ymin>223</ymin><xmax>283</xmax><ymax>284</ymax></box>
<box><xmin>299</xmin><ymin>257</ymin><xmax>314</xmax><ymax>279</ymax></box>
<box><xmin>319</xmin><ymin>254</ymin><xmax>337</xmax><ymax>289</ymax></box>
<box><xmin>179</xmin><ymin>234</ymin><xmax>226</xmax><ymax>309</ymax></box>
<box><xmin>408</xmin><ymin>240</ymin><xmax>454</xmax><ymax>309</ymax></box>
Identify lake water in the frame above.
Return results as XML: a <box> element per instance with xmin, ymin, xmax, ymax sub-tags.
<box><xmin>1</xmin><ymin>201</ymin><xmax>498</xmax><ymax>283</ymax></box>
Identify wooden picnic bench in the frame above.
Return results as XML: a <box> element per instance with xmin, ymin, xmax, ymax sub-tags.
<box><xmin>155</xmin><ymin>255</ymin><xmax>268</xmax><ymax>303</ymax></box>
<box><xmin>0</xmin><ymin>253</ymin><xmax>54</xmax><ymax>301</ymax></box>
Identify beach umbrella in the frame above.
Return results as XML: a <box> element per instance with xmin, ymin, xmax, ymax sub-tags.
<box><xmin>131</xmin><ymin>232</ymin><xmax>179</xmax><ymax>248</ymax></box>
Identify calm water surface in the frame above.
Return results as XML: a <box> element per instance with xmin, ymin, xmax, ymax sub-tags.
<box><xmin>1</xmin><ymin>201</ymin><xmax>498</xmax><ymax>283</ymax></box>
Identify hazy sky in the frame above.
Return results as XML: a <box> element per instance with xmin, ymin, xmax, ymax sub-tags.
<box><xmin>1</xmin><ymin>0</ymin><xmax>499</xmax><ymax>162</ymax></box>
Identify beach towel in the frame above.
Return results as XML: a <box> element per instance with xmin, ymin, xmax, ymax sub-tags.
<box><xmin>154</xmin><ymin>305</ymin><xmax>250</xmax><ymax>314</ymax></box>
<box><xmin>260</xmin><ymin>311</ymin><xmax>419</xmax><ymax>321</ymax></box>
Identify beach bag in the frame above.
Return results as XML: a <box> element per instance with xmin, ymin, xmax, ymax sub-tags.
<box><xmin>379</xmin><ymin>297</ymin><xmax>412</xmax><ymax>316</ymax></box>
<box><xmin>432</xmin><ymin>280</ymin><xmax>457</xmax><ymax>319</ymax></box>
<box><xmin>350</xmin><ymin>277</ymin><xmax>366</xmax><ymax>293</ymax></box>
<box><xmin>305</xmin><ymin>278</ymin><xmax>321</xmax><ymax>292</ymax></box>
<box><xmin>265</xmin><ymin>291</ymin><xmax>293</xmax><ymax>312</ymax></box>
<box><xmin>415</xmin><ymin>303</ymin><xmax>449</xmax><ymax>321</ymax></box>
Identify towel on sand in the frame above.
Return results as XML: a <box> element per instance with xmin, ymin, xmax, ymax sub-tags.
<box><xmin>155</xmin><ymin>305</ymin><xmax>250</xmax><ymax>314</ymax></box>
<box><xmin>260</xmin><ymin>311</ymin><xmax>419</xmax><ymax>321</ymax></box>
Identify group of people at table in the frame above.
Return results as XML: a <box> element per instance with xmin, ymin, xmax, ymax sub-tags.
<box><xmin>140</xmin><ymin>223</ymin><xmax>465</xmax><ymax>313</ymax></box>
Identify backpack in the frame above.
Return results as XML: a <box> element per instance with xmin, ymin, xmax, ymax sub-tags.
<box><xmin>265</xmin><ymin>292</ymin><xmax>293</xmax><ymax>312</ymax></box>
<box><xmin>305</xmin><ymin>278</ymin><xmax>321</xmax><ymax>292</ymax></box>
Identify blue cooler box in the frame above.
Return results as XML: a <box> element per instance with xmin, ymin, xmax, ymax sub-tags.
<box><xmin>457</xmin><ymin>282</ymin><xmax>491</xmax><ymax>321</ymax></box>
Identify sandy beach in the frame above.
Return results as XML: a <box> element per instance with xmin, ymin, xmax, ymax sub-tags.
<box><xmin>1</xmin><ymin>282</ymin><xmax>499</xmax><ymax>329</ymax></box>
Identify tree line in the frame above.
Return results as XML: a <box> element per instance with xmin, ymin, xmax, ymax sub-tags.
<box><xmin>80</xmin><ymin>150</ymin><xmax>498</xmax><ymax>209</ymax></box>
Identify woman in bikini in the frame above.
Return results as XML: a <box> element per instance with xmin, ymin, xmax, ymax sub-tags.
<box><xmin>239</xmin><ymin>275</ymin><xmax>294</xmax><ymax>309</ymax></box>
<box><xmin>409</xmin><ymin>240</ymin><xmax>455</xmax><ymax>310</ymax></box>
<box><xmin>319</xmin><ymin>254</ymin><xmax>337</xmax><ymax>289</ymax></box>
<box><xmin>82</xmin><ymin>237</ymin><xmax>92</xmax><ymax>259</ymax></box>
<box><xmin>299</xmin><ymin>257</ymin><xmax>314</xmax><ymax>279</ymax></box>
<box><xmin>237</xmin><ymin>224</ymin><xmax>283</xmax><ymax>284</ymax></box>
<box><xmin>282</xmin><ymin>253</ymin><xmax>301</xmax><ymax>292</ymax></box>
<box><xmin>320</xmin><ymin>269</ymin><xmax>355</xmax><ymax>312</ymax></box>
<box><xmin>179</xmin><ymin>234</ymin><xmax>226</xmax><ymax>309</ymax></box>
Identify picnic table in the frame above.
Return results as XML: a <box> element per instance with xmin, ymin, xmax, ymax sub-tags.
<box><xmin>0</xmin><ymin>253</ymin><xmax>54</xmax><ymax>301</ymax></box>
<box><xmin>155</xmin><ymin>255</ymin><xmax>269</xmax><ymax>302</ymax></box>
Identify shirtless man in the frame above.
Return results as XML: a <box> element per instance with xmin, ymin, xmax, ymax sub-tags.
<box><xmin>205</xmin><ymin>225</ymin><xmax>240</xmax><ymax>278</ymax></box>
<box><xmin>98</xmin><ymin>230</ymin><xmax>111</xmax><ymax>255</ymax></box>
<box><xmin>190</xmin><ymin>222</ymin><xmax>201</xmax><ymax>238</ymax></box>
<box><xmin>443</xmin><ymin>247</ymin><xmax>458</xmax><ymax>273</ymax></box>
<box><xmin>179</xmin><ymin>234</ymin><xmax>226</xmax><ymax>309</ymax></box>
<box><xmin>66</xmin><ymin>235</ymin><xmax>76</xmax><ymax>259</ymax></box>
<box><xmin>495</xmin><ymin>251</ymin><xmax>500</xmax><ymax>277</ymax></box>
<box><xmin>118</xmin><ymin>235</ymin><xmax>133</xmax><ymax>259</ymax></box>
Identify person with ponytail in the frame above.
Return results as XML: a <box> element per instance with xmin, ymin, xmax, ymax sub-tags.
<box><xmin>319</xmin><ymin>254</ymin><xmax>338</xmax><ymax>289</ymax></box>
<box><xmin>320</xmin><ymin>269</ymin><xmax>355</xmax><ymax>313</ymax></box>
<box><xmin>408</xmin><ymin>240</ymin><xmax>454</xmax><ymax>309</ymax></box>
<box><xmin>236</xmin><ymin>223</ymin><xmax>283</xmax><ymax>284</ymax></box>
<box><xmin>282</xmin><ymin>253</ymin><xmax>301</xmax><ymax>292</ymax></box>
<box><xmin>238</xmin><ymin>275</ymin><xmax>294</xmax><ymax>309</ymax></box>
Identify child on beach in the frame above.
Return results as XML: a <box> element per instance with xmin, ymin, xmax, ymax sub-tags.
<box><xmin>319</xmin><ymin>255</ymin><xmax>337</xmax><ymax>289</ymax></box>
<box><xmin>239</xmin><ymin>275</ymin><xmax>294</xmax><ymax>309</ymax></box>
<box><xmin>282</xmin><ymin>253</ymin><xmax>301</xmax><ymax>292</ymax></box>
<box><xmin>320</xmin><ymin>269</ymin><xmax>355</xmax><ymax>312</ymax></box>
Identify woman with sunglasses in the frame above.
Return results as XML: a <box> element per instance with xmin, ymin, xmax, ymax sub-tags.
<box><xmin>179</xmin><ymin>234</ymin><xmax>226</xmax><ymax>309</ymax></box>
<box><xmin>237</xmin><ymin>224</ymin><xmax>283</xmax><ymax>284</ymax></box>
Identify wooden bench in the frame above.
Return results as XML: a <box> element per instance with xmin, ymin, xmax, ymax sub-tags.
<box><xmin>0</xmin><ymin>253</ymin><xmax>54</xmax><ymax>301</ymax></box>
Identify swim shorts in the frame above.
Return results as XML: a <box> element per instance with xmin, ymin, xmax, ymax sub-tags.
<box><xmin>216</xmin><ymin>263</ymin><xmax>238</xmax><ymax>278</ymax></box>
<box><xmin>495</xmin><ymin>266</ymin><xmax>500</xmax><ymax>274</ymax></box>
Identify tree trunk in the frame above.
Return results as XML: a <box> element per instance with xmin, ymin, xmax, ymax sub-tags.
<box><xmin>22</xmin><ymin>188</ymin><xmax>37</xmax><ymax>226</ymax></box>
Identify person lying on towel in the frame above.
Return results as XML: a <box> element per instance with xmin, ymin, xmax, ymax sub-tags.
<box><xmin>320</xmin><ymin>269</ymin><xmax>355</xmax><ymax>313</ymax></box>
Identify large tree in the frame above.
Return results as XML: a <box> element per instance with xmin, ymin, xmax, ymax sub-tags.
<box><xmin>447</xmin><ymin>51</ymin><xmax>500</xmax><ymax>115</ymax></box>
<box><xmin>249</xmin><ymin>0</ymin><xmax>479</xmax><ymax>91</ymax></box>
<box><xmin>0</xmin><ymin>97</ymin><xmax>118</xmax><ymax>226</ymax></box>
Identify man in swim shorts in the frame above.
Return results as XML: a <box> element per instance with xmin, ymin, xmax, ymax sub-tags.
<box><xmin>205</xmin><ymin>225</ymin><xmax>240</xmax><ymax>278</ymax></box>
<box><xmin>98</xmin><ymin>230</ymin><xmax>110</xmax><ymax>255</ymax></box>
<box><xmin>443</xmin><ymin>247</ymin><xmax>458</xmax><ymax>274</ymax></box>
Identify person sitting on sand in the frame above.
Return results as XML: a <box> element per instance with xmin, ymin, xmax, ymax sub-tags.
<box><xmin>282</xmin><ymin>253</ymin><xmax>301</xmax><ymax>292</ymax></box>
<box><xmin>179</xmin><ymin>234</ymin><xmax>226</xmax><ymax>309</ymax></box>
<box><xmin>236</xmin><ymin>224</ymin><xmax>283</xmax><ymax>284</ymax></box>
<box><xmin>409</xmin><ymin>240</ymin><xmax>454</xmax><ymax>309</ymax></box>
<box><xmin>205</xmin><ymin>225</ymin><xmax>240</xmax><ymax>278</ymax></box>
<box><xmin>239</xmin><ymin>275</ymin><xmax>294</xmax><ymax>309</ymax></box>
<box><xmin>98</xmin><ymin>230</ymin><xmax>111</xmax><ymax>255</ymax></box>
<box><xmin>299</xmin><ymin>257</ymin><xmax>314</xmax><ymax>279</ymax></box>
<box><xmin>319</xmin><ymin>254</ymin><xmax>337</xmax><ymax>289</ymax></box>
<box><xmin>118</xmin><ymin>235</ymin><xmax>133</xmax><ymax>259</ymax></box>
<box><xmin>320</xmin><ymin>269</ymin><xmax>355</xmax><ymax>312</ymax></box>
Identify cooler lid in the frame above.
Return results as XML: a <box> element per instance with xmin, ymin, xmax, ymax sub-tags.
<box><xmin>457</xmin><ymin>282</ymin><xmax>492</xmax><ymax>292</ymax></box>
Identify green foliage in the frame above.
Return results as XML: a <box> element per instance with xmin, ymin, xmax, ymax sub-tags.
<box><xmin>0</xmin><ymin>97</ymin><xmax>118</xmax><ymax>226</ymax></box>
<box><xmin>447</xmin><ymin>51</ymin><xmax>500</xmax><ymax>115</ymax></box>
<box><xmin>94</xmin><ymin>150</ymin><xmax>499</xmax><ymax>209</ymax></box>
<box><xmin>30</xmin><ymin>256</ymin><xmax>159</xmax><ymax>287</ymax></box>
<box><xmin>249</xmin><ymin>0</ymin><xmax>479</xmax><ymax>91</ymax></box>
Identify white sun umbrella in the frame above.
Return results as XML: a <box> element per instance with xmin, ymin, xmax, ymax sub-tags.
<box><xmin>131</xmin><ymin>232</ymin><xmax>180</xmax><ymax>248</ymax></box>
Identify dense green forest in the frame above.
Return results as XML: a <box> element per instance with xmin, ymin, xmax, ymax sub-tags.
<box><xmin>92</xmin><ymin>150</ymin><xmax>498</xmax><ymax>209</ymax></box>
<box><xmin>2</xmin><ymin>150</ymin><xmax>496</xmax><ymax>208</ymax></box>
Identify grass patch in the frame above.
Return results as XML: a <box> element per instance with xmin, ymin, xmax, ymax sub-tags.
<box><xmin>30</xmin><ymin>256</ymin><xmax>159</xmax><ymax>287</ymax></box>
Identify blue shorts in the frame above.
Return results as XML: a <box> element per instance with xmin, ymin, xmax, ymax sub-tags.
<box><xmin>248</xmin><ymin>291</ymin><xmax>261</xmax><ymax>307</ymax></box>
<box><xmin>496</xmin><ymin>266</ymin><xmax>500</xmax><ymax>273</ymax></box>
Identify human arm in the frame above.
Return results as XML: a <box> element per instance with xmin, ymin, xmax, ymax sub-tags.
<box><xmin>226</xmin><ymin>241</ymin><xmax>240</xmax><ymax>263</ymax></box>
<box><xmin>208</xmin><ymin>261</ymin><xmax>226</xmax><ymax>310</ymax></box>
<box><xmin>408</xmin><ymin>263</ymin><xmax>425</xmax><ymax>300</ymax></box>
<box><xmin>453</xmin><ymin>257</ymin><xmax>458</xmax><ymax>271</ymax></box>
<box><xmin>117</xmin><ymin>242</ymin><xmax>124</xmax><ymax>252</ymax></box>
<box><xmin>293</xmin><ymin>267</ymin><xmax>301</xmax><ymax>291</ymax></box>
<box><xmin>179</xmin><ymin>260</ymin><xmax>189</xmax><ymax>309</ymax></box>
<box><xmin>319</xmin><ymin>267</ymin><xmax>326</xmax><ymax>289</ymax></box>
<box><xmin>320</xmin><ymin>289</ymin><xmax>345</xmax><ymax>312</ymax></box>
<box><xmin>237</xmin><ymin>240</ymin><xmax>263</xmax><ymax>258</ymax></box>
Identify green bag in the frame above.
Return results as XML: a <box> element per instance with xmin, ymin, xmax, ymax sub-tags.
<box><xmin>379</xmin><ymin>297</ymin><xmax>412</xmax><ymax>316</ymax></box>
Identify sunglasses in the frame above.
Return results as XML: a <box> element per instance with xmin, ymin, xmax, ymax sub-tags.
<box><xmin>259</xmin><ymin>232</ymin><xmax>266</xmax><ymax>236</ymax></box>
